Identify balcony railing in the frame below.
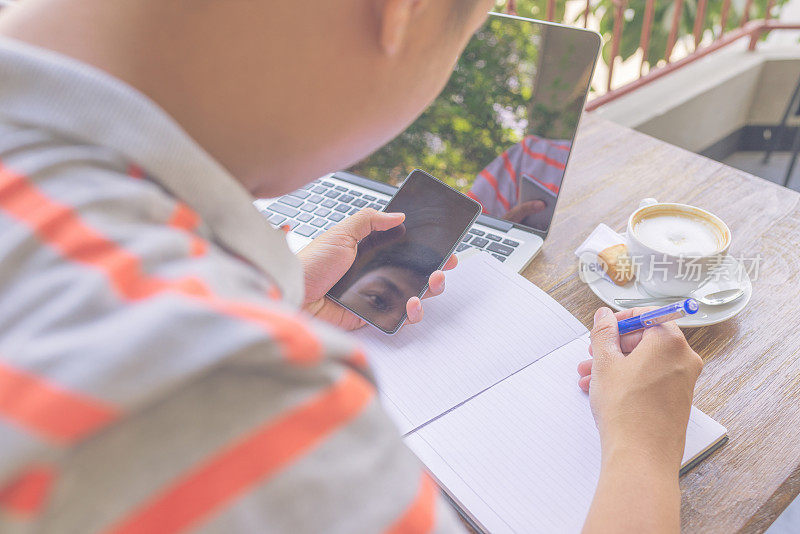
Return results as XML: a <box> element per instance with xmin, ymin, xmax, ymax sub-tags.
<box><xmin>503</xmin><ymin>0</ymin><xmax>800</xmax><ymax>110</ymax></box>
<box><xmin>587</xmin><ymin>19</ymin><xmax>800</xmax><ymax>110</ymax></box>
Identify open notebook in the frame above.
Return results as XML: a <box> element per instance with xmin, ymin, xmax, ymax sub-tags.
<box><xmin>353</xmin><ymin>253</ymin><xmax>727</xmax><ymax>533</ymax></box>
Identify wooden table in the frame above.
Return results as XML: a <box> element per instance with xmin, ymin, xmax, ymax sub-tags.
<box><xmin>520</xmin><ymin>113</ymin><xmax>800</xmax><ymax>533</ymax></box>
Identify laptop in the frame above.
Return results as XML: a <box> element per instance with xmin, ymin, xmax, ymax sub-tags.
<box><xmin>255</xmin><ymin>13</ymin><xmax>600</xmax><ymax>273</ymax></box>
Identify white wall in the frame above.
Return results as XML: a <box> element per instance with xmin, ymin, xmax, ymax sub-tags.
<box><xmin>593</xmin><ymin>46</ymin><xmax>800</xmax><ymax>153</ymax></box>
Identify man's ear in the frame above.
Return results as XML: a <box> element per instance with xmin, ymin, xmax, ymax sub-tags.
<box><xmin>378</xmin><ymin>0</ymin><xmax>431</xmax><ymax>57</ymax></box>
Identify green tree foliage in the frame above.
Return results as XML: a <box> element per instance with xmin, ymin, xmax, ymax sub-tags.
<box><xmin>349</xmin><ymin>14</ymin><xmax>540</xmax><ymax>191</ymax></box>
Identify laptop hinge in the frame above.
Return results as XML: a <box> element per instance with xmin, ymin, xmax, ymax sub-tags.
<box><xmin>333</xmin><ymin>171</ymin><xmax>399</xmax><ymax>196</ymax></box>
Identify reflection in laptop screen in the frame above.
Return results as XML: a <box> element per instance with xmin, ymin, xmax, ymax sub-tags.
<box><xmin>348</xmin><ymin>13</ymin><xmax>599</xmax><ymax>234</ymax></box>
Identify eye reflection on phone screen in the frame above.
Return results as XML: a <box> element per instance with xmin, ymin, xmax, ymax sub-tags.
<box><xmin>328</xmin><ymin>172</ymin><xmax>480</xmax><ymax>333</ymax></box>
<box><xmin>331</xmin><ymin>225</ymin><xmax>444</xmax><ymax>332</ymax></box>
<box><xmin>336</xmin><ymin>227</ymin><xmax>429</xmax><ymax>331</ymax></box>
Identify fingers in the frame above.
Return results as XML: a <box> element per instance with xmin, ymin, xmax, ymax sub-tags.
<box><xmin>612</xmin><ymin>306</ymin><xmax>659</xmax><ymax>321</ymax></box>
<box><xmin>421</xmin><ymin>256</ymin><xmax>456</xmax><ymax>299</ymax></box>
<box><xmin>577</xmin><ymin>358</ymin><xmax>593</xmax><ymax>392</ymax></box>
<box><xmin>405</xmin><ymin>297</ymin><xmax>423</xmax><ymax>324</ymax></box>
<box><xmin>591</xmin><ymin>330</ymin><xmax>643</xmax><ymax>354</ymax></box>
<box><xmin>619</xmin><ymin>331</ymin><xmax>644</xmax><ymax>353</ymax></box>
<box><xmin>524</xmin><ymin>200</ymin><xmax>547</xmax><ymax>213</ymax></box>
<box><xmin>587</xmin><ymin>306</ymin><xmax>655</xmax><ymax>356</ymax></box>
<box><xmin>405</xmin><ymin>258</ymin><xmax>457</xmax><ymax>324</ymax></box>
<box><xmin>503</xmin><ymin>200</ymin><xmax>548</xmax><ymax>223</ymax></box>
<box><xmin>589</xmin><ymin>307</ymin><xmax>624</xmax><ymax>372</ymax></box>
<box><xmin>423</xmin><ymin>270</ymin><xmax>446</xmax><ymax>299</ymax></box>
<box><xmin>338</xmin><ymin>209</ymin><xmax>405</xmax><ymax>243</ymax></box>
<box><xmin>577</xmin><ymin>358</ymin><xmax>593</xmax><ymax>377</ymax></box>
<box><xmin>578</xmin><ymin>375</ymin><xmax>591</xmax><ymax>393</ymax></box>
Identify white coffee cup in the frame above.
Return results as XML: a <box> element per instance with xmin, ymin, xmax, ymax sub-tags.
<box><xmin>626</xmin><ymin>198</ymin><xmax>732</xmax><ymax>297</ymax></box>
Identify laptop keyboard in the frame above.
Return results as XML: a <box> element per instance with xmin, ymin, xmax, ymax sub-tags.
<box><xmin>257</xmin><ymin>179</ymin><xmax>388</xmax><ymax>240</ymax></box>
<box><xmin>456</xmin><ymin>228</ymin><xmax>519</xmax><ymax>263</ymax></box>
<box><xmin>257</xmin><ymin>178</ymin><xmax>521</xmax><ymax>263</ymax></box>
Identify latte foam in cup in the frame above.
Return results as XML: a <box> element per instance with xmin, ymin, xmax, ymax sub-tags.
<box><xmin>633</xmin><ymin>213</ymin><xmax>723</xmax><ymax>256</ymax></box>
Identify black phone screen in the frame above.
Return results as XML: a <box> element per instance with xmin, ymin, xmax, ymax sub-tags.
<box><xmin>327</xmin><ymin>170</ymin><xmax>481</xmax><ymax>334</ymax></box>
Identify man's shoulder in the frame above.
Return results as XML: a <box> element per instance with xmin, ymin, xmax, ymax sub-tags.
<box><xmin>0</xmin><ymin>124</ymin><xmax>268</xmax><ymax>294</ymax></box>
<box><xmin>0</xmin><ymin>123</ymin><xmax>350</xmax><ymax>412</ymax></box>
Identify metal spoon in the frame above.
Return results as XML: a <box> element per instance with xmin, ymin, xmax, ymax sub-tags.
<box><xmin>614</xmin><ymin>288</ymin><xmax>745</xmax><ymax>307</ymax></box>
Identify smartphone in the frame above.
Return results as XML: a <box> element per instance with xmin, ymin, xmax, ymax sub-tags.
<box><xmin>327</xmin><ymin>169</ymin><xmax>481</xmax><ymax>334</ymax></box>
<box><xmin>518</xmin><ymin>173</ymin><xmax>558</xmax><ymax>232</ymax></box>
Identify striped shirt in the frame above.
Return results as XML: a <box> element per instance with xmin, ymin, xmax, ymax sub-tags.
<box><xmin>0</xmin><ymin>37</ymin><xmax>463</xmax><ymax>533</ymax></box>
<box><xmin>469</xmin><ymin>136</ymin><xmax>570</xmax><ymax>217</ymax></box>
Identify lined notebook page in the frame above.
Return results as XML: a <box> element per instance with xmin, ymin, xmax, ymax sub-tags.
<box><xmin>353</xmin><ymin>254</ymin><xmax>586</xmax><ymax>434</ymax></box>
<box><xmin>406</xmin><ymin>337</ymin><xmax>727</xmax><ymax>533</ymax></box>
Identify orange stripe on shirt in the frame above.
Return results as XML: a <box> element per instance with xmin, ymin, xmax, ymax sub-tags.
<box><xmin>167</xmin><ymin>203</ymin><xmax>200</xmax><ymax>232</ymax></box>
<box><xmin>267</xmin><ymin>286</ymin><xmax>282</xmax><ymax>300</ymax></box>
<box><xmin>0</xmin><ymin>163</ymin><xmax>322</xmax><ymax>366</ymax></box>
<box><xmin>128</xmin><ymin>172</ymin><xmax>205</xmax><ymax>257</ymax></box>
<box><xmin>525</xmin><ymin>134</ymin><xmax>571</xmax><ymax>152</ymax></box>
<box><xmin>385</xmin><ymin>472</ymin><xmax>437</xmax><ymax>534</ymax></box>
<box><xmin>209</xmin><ymin>299</ymin><xmax>321</xmax><ymax>365</ymax></box>
<box><xmin>500</xmin><ymin>151</ymin><xmax>518</xmax><ymax>188</ymax></box>
<box><xmin>0</xmin><ymin>361</ymin><xmax>117</xmax><ymax>444</ymax></box>
<box><xmin>167</xmin><ymin>202</ymin><xmax>207</xmax><ymax>257</ymax></box>
<box><xmin>478</xmin><ymin>169</ymin><xmax>511</xmax><ymax>211</ymax></box>
<box><xmin>526</xmin><ymin>173</ymin><xmax>561</xmax><ymax>195</ymax></box>
<box><xmin>105</xmin><ymin>370</ymin><xmax>374</xmax><ymax>534</ymax></box>
<box><xmin>0</xmin><ymin>466</ymin><xmax>56</xmax><ymax>516</ymax></box>
<box><xmin>127</xmin><ymin>165</ymin><xmax>144</xmax><ymax>180</ymax></box>
<box><xmin>346</xmin><ymin>348</ymin><xmax>368</xmax><ymax>370</ymax></box>
<box><xmin>187</xmin><ymin>236</ymin><xmax>207</xmax><ymax>257</ymax></box>
<box><xmin>521</xmin><ymin>139</ymin><xmax>566</xmax><ymax>170</ymax></box>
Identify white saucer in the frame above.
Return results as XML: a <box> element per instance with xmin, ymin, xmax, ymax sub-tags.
<box><xmin>578</xmin><ymin>255</ymin><xmax>752</xmax><ymax>328</ymax></box>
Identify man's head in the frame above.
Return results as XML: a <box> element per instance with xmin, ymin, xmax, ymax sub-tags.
<box><xmin>0</xmin><ymin>0</ymin><xmax>494</xmax><ymax>196</ymax></box>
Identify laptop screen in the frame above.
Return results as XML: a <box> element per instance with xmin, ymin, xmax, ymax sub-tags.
<box><xmin>347</xmin><ymin>13</ymin><xmax>599</xmax><ymax>235</ymax></box>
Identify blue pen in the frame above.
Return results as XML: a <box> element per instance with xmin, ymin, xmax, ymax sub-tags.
<box><xmin>617</xmin><ymin>298</ymin><xmax>700</xmax><ymax>335</ymax></box>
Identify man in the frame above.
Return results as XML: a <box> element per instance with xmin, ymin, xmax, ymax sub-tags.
<box><xmin>0</xmin><ymin>1</ymin><xmax>703</xmax><ymax>532</ymax></box>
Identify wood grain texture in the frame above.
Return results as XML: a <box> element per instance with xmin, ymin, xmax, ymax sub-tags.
<box><xmin>513</xmin><ymin>113</ymin><xmax>800</xmax><ymax>533</ymax></box>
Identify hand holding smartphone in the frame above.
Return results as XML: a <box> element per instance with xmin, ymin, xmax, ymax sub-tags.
<box><xmin>327</xmin><ymin>169</ymin><xmax>481</xmax><ymax>334</ymax></box>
